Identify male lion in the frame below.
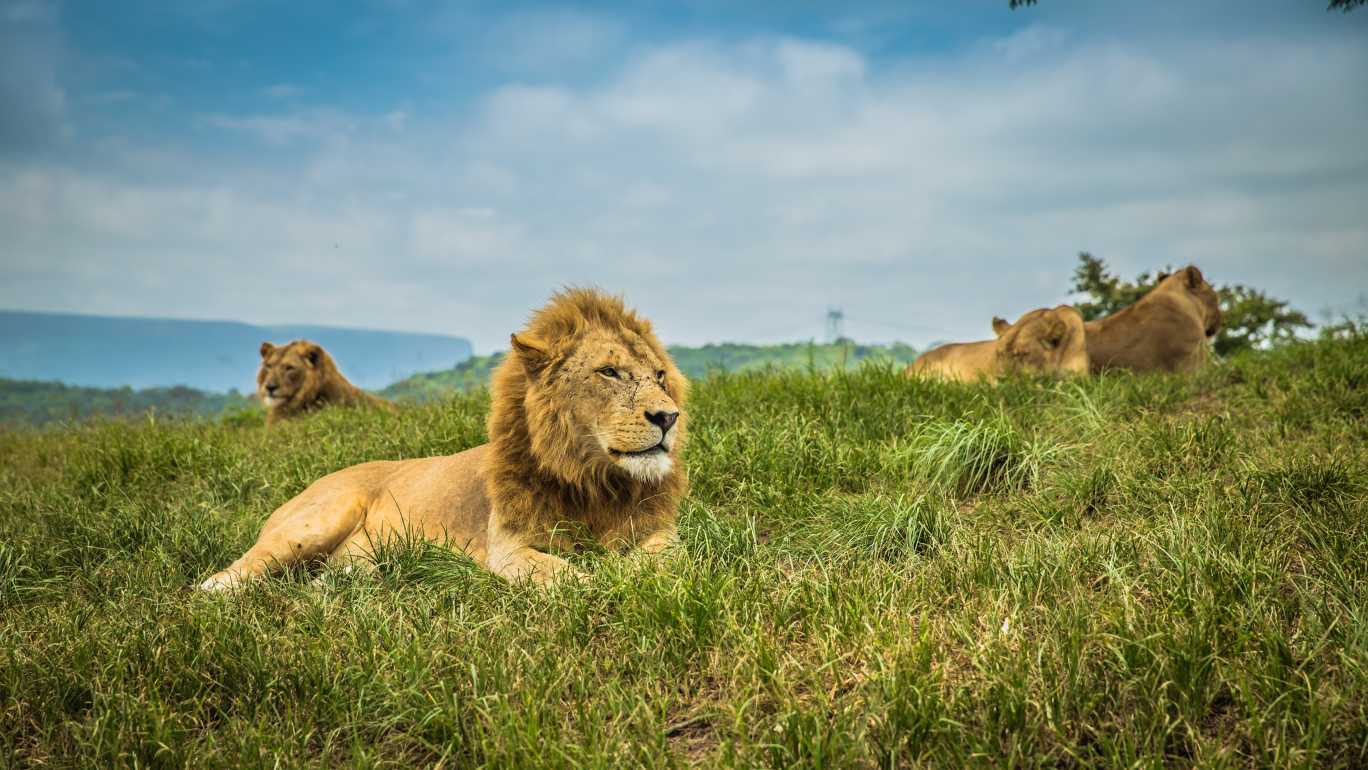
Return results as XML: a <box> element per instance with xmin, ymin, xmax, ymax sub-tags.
<box><xmin>202</xmin><ymin>289</ymin><xmax>687</xmax><ymax>590</ymax></box>
<box><xmin>257</xmin><ymin>340</ymin><xmax>395</xmax><ymax>426</ymax></box>
<box><xmin>1084</xmin><ymin>265</ymin><xmax>1222</xmax><ymax>373</ymax></box>
<box><xmin>906</xmin><ymin>305</ymin><xmax>1089</xmax><ymax>383</ymax></box>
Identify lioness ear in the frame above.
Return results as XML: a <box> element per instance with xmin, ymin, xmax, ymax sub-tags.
<box><xmin>510</xmin><ymin>333</ymin><xmax>550</xmax><ymax>376</ymax></box>
<box><xmin>260</xmin><ymin>341</ymin><xmax>275</xmax><ymax>359</ymax></box>
<box><xmin>991</xmin><ymin>317</ymin><xmax>1011</xmax><ymax>337</ymax></box>
<box><xmin>1156</xmin><ymin>270</ymin><xmax>1171</xmax><ymax>283</ymax></box>
<box><xmin>1185</xmin><ymin>265</ymin><xmax>1204</xmax><ymax>288</ymax></box>
<box><xmin>302</xmin><ymin>343</ymin><xmax>322</xmax><ymax>367</ymax></box>
<box><xmin>1043</xmin><ymin>317</ymin><xmax>1067</xmax><ymax>349</ymax></box>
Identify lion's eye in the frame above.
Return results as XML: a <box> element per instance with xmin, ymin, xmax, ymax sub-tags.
<box><xmin>284</xmin><ymin>366</ymin><xmax>296</xmax><ymax>373</ymax></box>
<box><xmin>597</xmin><ymin>367</ymin><xmax>619</xmax><ymax>379</ymax></box>
<box><xmin>655</xmin><ymin>370</ymin><xmax>665</xmax><ymax>381</ymax></box>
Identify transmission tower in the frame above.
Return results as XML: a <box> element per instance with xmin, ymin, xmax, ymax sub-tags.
<box><xmin>825</xmin><ymin>307</ymin><xmax>845</xmax><ymax>343</ymax></box>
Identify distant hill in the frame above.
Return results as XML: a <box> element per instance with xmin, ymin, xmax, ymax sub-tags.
<box><xmin>0</xmin><ymin>310</ymin><xmax>472</xmax><ymax>392</ymax></box>
<box><xmin>0</xmin><ymin>378</ymin><xmax>254</xmax><ymax>427</ymax></box>
<box><xmin>383</xmin><ymin>340</ymin><xmax>920</xmax><ymax>402</ymax></box>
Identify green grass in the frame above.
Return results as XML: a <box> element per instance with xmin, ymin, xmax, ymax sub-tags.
<box><xmin>2</xmin><ymin>331</ymin><xmax>1367</xmax><ymax>768</ymax></box>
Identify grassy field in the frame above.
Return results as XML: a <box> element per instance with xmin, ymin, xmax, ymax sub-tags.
<box><xmin>2</xmin><ymin>330</ymin><xmax>1366</xmax><ymax>768</ymax></box>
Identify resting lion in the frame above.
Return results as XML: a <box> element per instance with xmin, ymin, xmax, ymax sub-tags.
<box><xmin>202</xmin><ymin>289</ymin><xmax>687</xmax><ymax>590</ymax></box>
<box><xmin>906</xmin><ymin>305</ymin><xmax>1088</xmax><ymax>382</ymax></box>
<box><xmin>257</xmin><ymin>340</ymin><xmax>395</xmax><ymax>426</ymax></box>
<box><xmin>1085</xmin><ymin>265</ymin><xmax>1222</xmax><ymax>373</ymax></box>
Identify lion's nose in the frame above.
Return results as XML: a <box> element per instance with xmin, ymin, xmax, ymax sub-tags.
<box><xmin>266</xmin><ymin>383</ymin><xmax>278</xmax><ymax>394</ymax></box>
<box><xmin>645</xmin><ymin>410</ymin><xmax>678</xmax><ymax>433</ymax></box>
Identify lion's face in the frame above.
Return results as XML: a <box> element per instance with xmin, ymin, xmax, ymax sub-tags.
<box><xmin>257</xmin><ymin>341</ymin><xmax>323</xmax><ymax>408</ymax></box>
<box><xmin>517</xmin><ymin>328</ymin><xmax>686</xmax><ymax>485</ymax></box>
<box><xmin>992</xmin><ymin>305</ymin><xmax>1089</xmax><ymax>378</ymax></box>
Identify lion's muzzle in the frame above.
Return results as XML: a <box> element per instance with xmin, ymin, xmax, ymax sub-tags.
<box><xmin>644</xmin><ymin>409</ymin><xmax>678</xmax><ymax>433</ymax></box>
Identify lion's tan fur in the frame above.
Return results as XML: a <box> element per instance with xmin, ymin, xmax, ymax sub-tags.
<box><xmin>202</xmin><ymin>289</ymin><xmax>688</xmax><ymax>590</ymax></box>
<box><xmin>257</xmin><ymin>340</ymin><xmax>394</xmax><ymax>426</ymax></box>
<box><xmin>1084</xmin><ymin>265</ymin><xmax>1222</xmax><ymax>373</ymax></box>
<box><xmin>906</xmin><ymin>305</ymin><xmax>1089</xmax><ymax>382</ymax></box>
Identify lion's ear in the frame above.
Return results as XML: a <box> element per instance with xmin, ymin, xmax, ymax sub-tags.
<box><xmin>260</xmin><ymin>341</ymin><xmax>275</xmax><ymax>359</ymax></box>
<box><xmin>302</xmin><ymin>343</ymin><xmax>322</xmax><ymax>367</ymax></box>
<box><xmin>991</xmin><ymin>317</ymin><xmax>1011</xmax><ymax>337</ymax></box>
<box><xmin>1042</xmin><ymin>315</ymin><xmax>1067</xmax><ymax>349</ymax></box>
<box><xmin>510</xmin><ymin>333</ymin><xmax>550</xmax><ymax>376</ymax></box>
<box><xmin>1185</xmin><ymin>265</ymin><xmax>1204</xmax><ymax>289</ymax></box>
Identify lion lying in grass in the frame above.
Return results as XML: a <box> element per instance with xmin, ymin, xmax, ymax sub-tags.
<box><xmin>257</xmin><ymin>340</ymin><xmax>395</xmax><ymax>426</ymax></box>
<box><xmin>201</xmin><ymin>289</ymin><xmax>687</xmax><ymax>589</ymax></box>
<box><xmin>1084</xmin><ymin>265</ymin><xmax>1222</xmax><ymax>373</ymax></box>
<box><xmin>906</xmin><ymin>305</ymin><xmax>1089</xmax><ymax>383</ymax></box>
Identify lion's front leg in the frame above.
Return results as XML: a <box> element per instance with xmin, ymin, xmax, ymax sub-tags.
<box><xmin>486</xmin><ymin>541</ymin><xmax>579</xmax><ymax>586</ymax></box>
<box><xmin>618</xmin><ymin>526</ymin><xmax>682</xmax><ymax>576</ymax></box>
<box><xmin>635</xmin><ymin>526</ymin><xmax>679</xmax><ymax>555</ymax></box>
<box><xmin>484</xmin><ymin>510</ymin><xmax>583</xmax><ymax>587</ymax></box>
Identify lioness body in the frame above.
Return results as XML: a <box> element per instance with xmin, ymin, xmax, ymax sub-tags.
<box><xmin>257</xmin><ymin>340</ymin><xmax>395</xmax><ymax>427</ymax></box>
<box><xmin>1083</xmin><ymin>265</ymin><xmax>1225</xmax><ymax>374</ymax></box>
<box><xmin>907</xmin><ymin>305</ymin><xmax>1088</xmax><ymax>382</ymax></box>
<box><xmin>906</xmin><ymin>339</ymin><xmax>997</xmax><ymax>383</ymax></box>
<box><xmin>205</xmin><ymin>447</ymin><xmax>493</xmax><ymax>584</ymax></box>
<box><xmin>1084</xmin><ymin>265</ymin><xmax>1222</xmax><ymax>374</ymax></box>
<box><xmin>203</xmin><ymin>289</ymin><xmax>687</xmax><ymax>589</ymax></box>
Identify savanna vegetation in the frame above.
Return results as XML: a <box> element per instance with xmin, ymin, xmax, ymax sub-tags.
<box><xmin>2</xmin><ymin>325</ymin><xmax>1365</xmax><ymax>767</ymax></box>
<box><xmin>0</xmin><ymin>378</ymin><xmax>253</xmax><ymax>427</ymax></box>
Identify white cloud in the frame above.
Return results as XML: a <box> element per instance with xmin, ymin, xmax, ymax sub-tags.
<box><xmin>383</xmin><ymin>109</ymin><xmax>409</xmax><ymax>131</ymax></box>
<box><xmin>4</xmin><ymin>23</ymin><xmax>1366</xmax><ymax>356</ymax></box>
<box><xmin>0</xmin><ymin>0</ymin><xmax>67</xmax><ymax>153</ymax></box>
<box><xmin>201</xmin><ymin>110</ymin><xmax>356</xmax><ymax>146</ymax></box>
<box><xmin>483</xmin><ymin>8</ymin><xmax>628</xmax><ymax>74</ymax></box>
<box><xmin>409</xmin><ymin>208</ymin><xmax>525</xmax><ymax>263</ymax></box>
<box><xmin>990</xmin><ymin>24</ymin><xmax>1070</xmax><ymax>61</ymax></box>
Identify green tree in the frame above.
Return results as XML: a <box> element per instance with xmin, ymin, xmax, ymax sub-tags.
<box><xmin>1070</xmin><ymin>252</ymin><xmax>1313</xmax><ymax>357</ymax></box>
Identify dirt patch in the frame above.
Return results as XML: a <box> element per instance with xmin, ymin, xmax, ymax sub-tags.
<box><xmin>666</xmin><ymin>713</ymin><xmax>720</xmax><ymax>765</ymax></box>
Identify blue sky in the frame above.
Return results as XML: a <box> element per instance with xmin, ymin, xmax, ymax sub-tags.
<box><xmin>2</xmin><ymin>0</ymin><xmax>1366</xmax><ymax>352</ymax></box>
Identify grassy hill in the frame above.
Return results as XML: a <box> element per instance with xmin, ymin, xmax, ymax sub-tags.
<box><xmin>0</xmin><ymin>378</ymin><xmax>255</xmax><ymax>427</ymax></box>
<box><xmin>2</xmin><ymin>330</ymin><xmax>1366</xmax><ymax>766</ymax></box>
<box><xmin>382</xmin><ymin>340</ymin><xmax>920</xmax><ymax>402</ymax></box>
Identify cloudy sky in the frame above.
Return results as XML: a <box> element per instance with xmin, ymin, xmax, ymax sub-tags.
<box><xmin>2</xmin><ymin>0</ymin><xmax>1365</xmax><ymax>352</ymax></box>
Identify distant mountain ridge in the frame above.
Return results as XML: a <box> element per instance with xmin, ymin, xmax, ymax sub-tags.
<box><xmin>0</xmin><ymin>310</ymin><xmax>472</xmax><ymax>393</ymax></box>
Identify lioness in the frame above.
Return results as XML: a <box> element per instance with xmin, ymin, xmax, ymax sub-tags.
<box><xmin>257</xmin><ymin>340</ymin><xmax>395</xmax><ymax>426</ymax></box>
<box><xmin>1084</xmin><ymin>265</ymin><xmax>1222</xmax><ymax>373</ymax></box>
<box><xmin>906</xmin><ymin>305</ymin><xmax>1088</xmax><ymax>383</ymax></box>
<box><xmin>202</xmin><ymin>289</ymin><xmax>687</xmax><ymax>589</ymax></box>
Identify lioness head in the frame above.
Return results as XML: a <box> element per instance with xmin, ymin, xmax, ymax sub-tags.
<box><xmin>1156</xmin><ymin>265</ymin><xmax>1222</xmax><ymax>339</ymax></box>
<box><xmin>491</xmin><ymin>289</ymin><xmax>688</xmax><ymax>487</ymax></box>
<box><xmin>990</xmin><ymin>305</ymin><xmax>1089</xmax><ymax>377</ymax></box>
<box><xmin>257</xmin><ymin>340</ymin><xmax>330</xmax><ymax>409</ymax></box>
